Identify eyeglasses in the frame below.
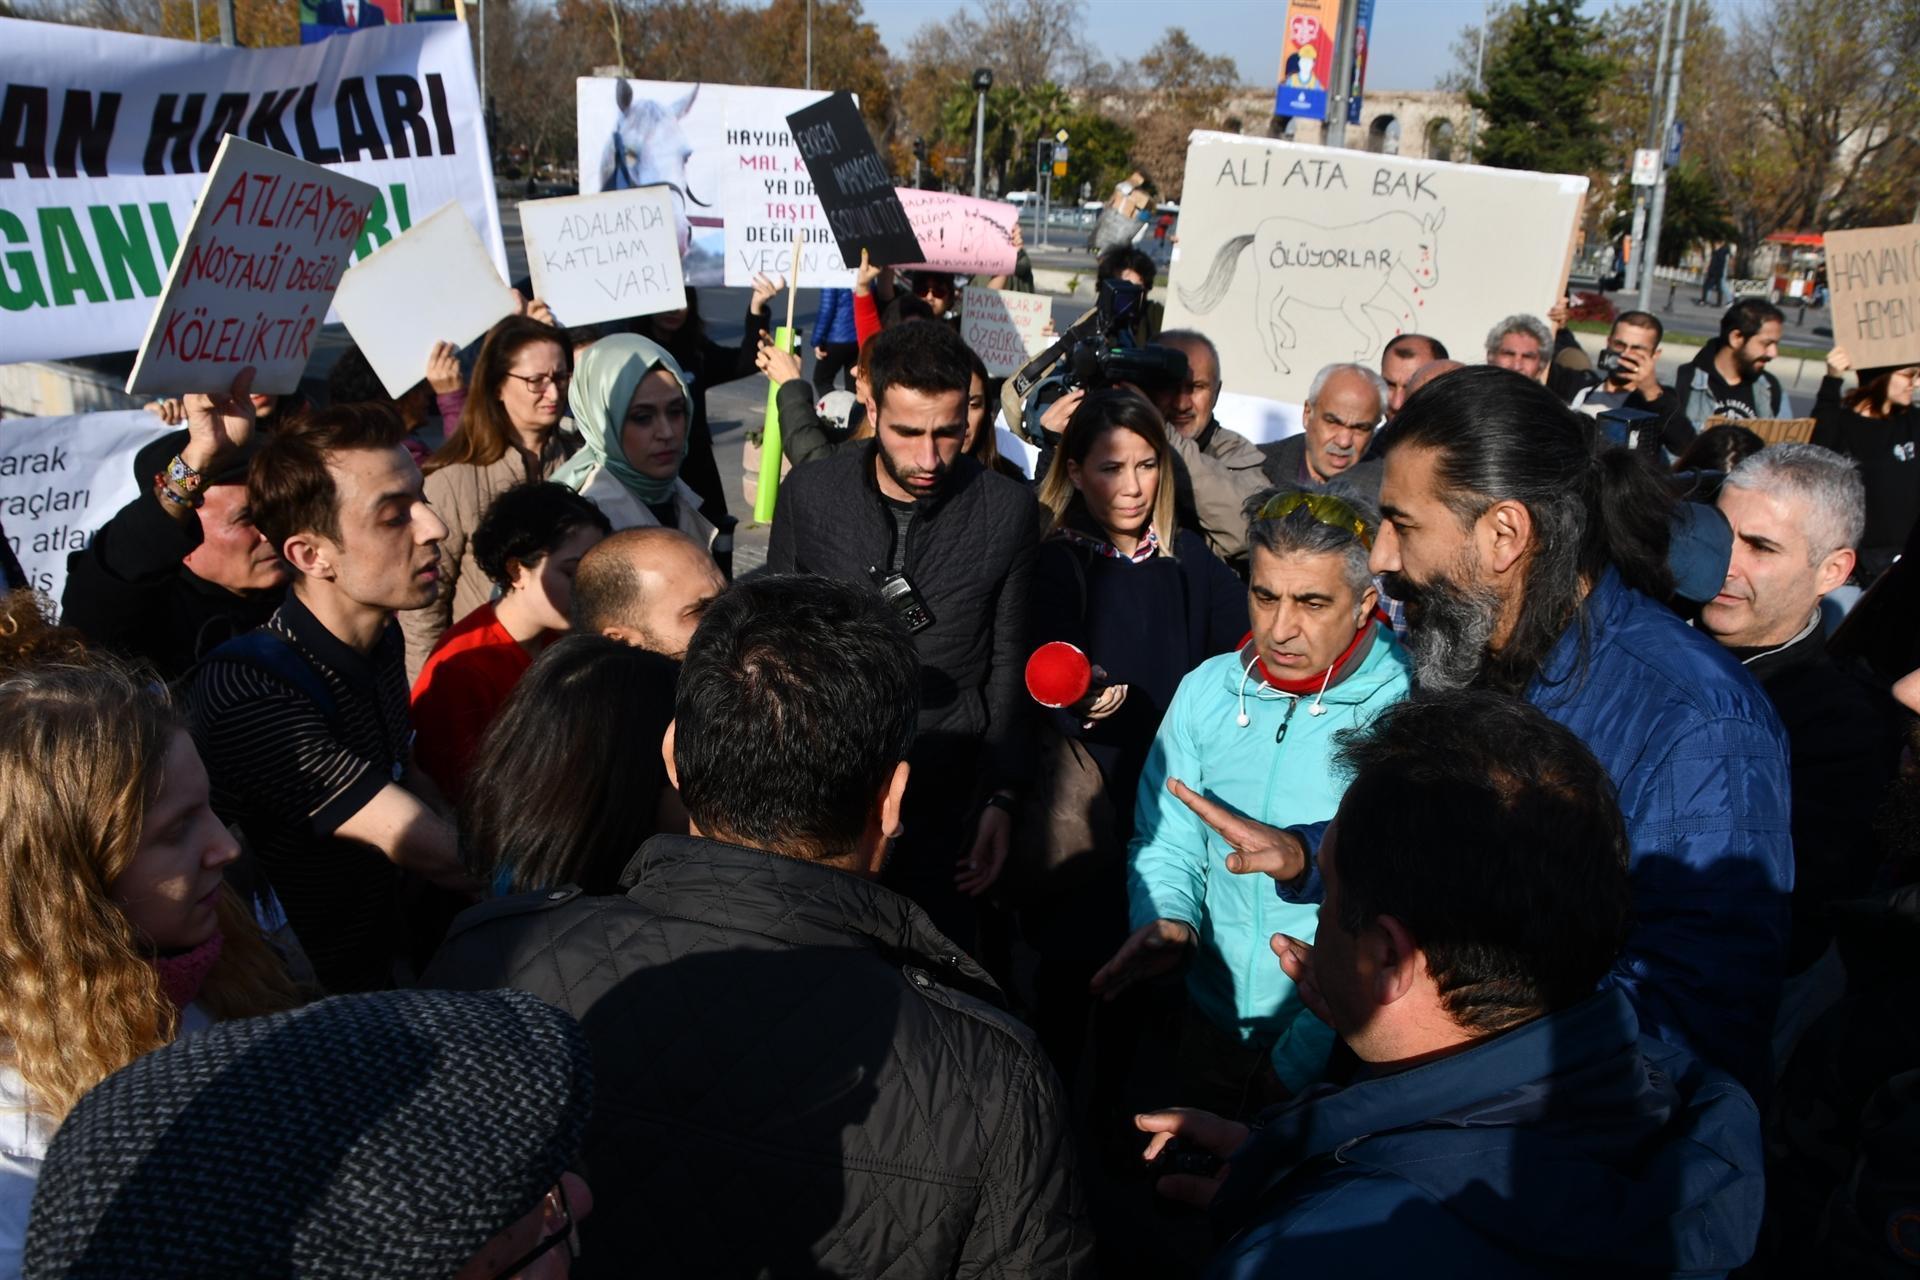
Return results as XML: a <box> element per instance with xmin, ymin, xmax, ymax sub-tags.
<box><xmin>489</xmin><ymin>1182</ymin><xmax>579</xmax><ymax>1280</ymax></box>
<box><xmin>1255</xmin><ymin>490</ymin><xmax>1374</xmax><ymax>549</ymax></box>
<box><xmin>504</xmin><ymin>371</ymin><xmax>572</xmax><ymax>394</ymax></box>
<box><xmin>912</xmin><ymin>277</ymin><xmax>953</xmax><ymax>298</ymax></box>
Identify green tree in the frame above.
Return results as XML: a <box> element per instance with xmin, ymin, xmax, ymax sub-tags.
<box><xmin>1468</xmin><ymin>0</ymin><xmax>1614</xmax><ymax>175</ymax></box>
<box><xmin>1607</xmin><ymin>162</ymin><xmax>1737</xmax><ymax>264</ymax></box>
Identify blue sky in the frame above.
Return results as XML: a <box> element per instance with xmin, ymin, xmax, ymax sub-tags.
<box><xmin>853</xmin><ymin>0</ymin><xmax>1760</xmax><ymax>93</ymax></box>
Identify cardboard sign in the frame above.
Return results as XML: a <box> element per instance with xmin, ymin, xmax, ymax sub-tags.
<box><xmin>1825</xmin><ymin>225</ymin><xmax>1920</xmax><ymax>369</ymax></box>
<box><xmin>520</xmin><ymin>186</ymin><xmax>686</xmax><ymax>328</ymax></box>
<box><xmin>785</xmin><ymin>93</ymin><xmax>921</xmax><ymax>269</ymax></box>
<box><xmin>962</xmin><ymin>287</ymin><xmax>1053</xmax><ymax>376</ymax></box>
<box><xmin>0</xmin><ymin>410</ymin><xmax>171</xmax><ymax>603</ymax></box>
<box><xmin>1163</xmin><ymin>132</ymin><xmax>1587</xmax><ymax>405</ymax></box>
<box><xmin>897</xmin><ymin>190</ymin><xmax>1018</xmax><ymax>275</ymax></box>
<box><xmin>125</xmin><ymin>137</ymin><xmax>375</xmax><ymax>396</ymax></box>
<box><xmin>333</xmin><ymin>202</ymin><xmax>518</xmax><ymax>398</ymax></box>
<box><xmin>1</xmin><ymin>20</ymin><xmax>502</xmax><ymax>367</ymax></box>
<box><xmin>719</xmin><ymin>95</ymin><xmax>849</xmax><ymax>289</ymax></box>
<box><xmin>1704</xmin><ymin>416</ymin><xmax>1817</xmax><ymax>446</ymax></box>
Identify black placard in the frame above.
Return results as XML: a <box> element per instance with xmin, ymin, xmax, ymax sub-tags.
<box><xmin>785</xmin><ymin>93</ymin><xmax>923</xmax><ymax>269</ymax></box>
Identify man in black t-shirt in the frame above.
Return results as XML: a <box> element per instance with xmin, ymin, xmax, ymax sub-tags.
<box><xmin>189</xmin><ymin>394</ymin><xmax>474</xmax><ymax>992</ymax></box>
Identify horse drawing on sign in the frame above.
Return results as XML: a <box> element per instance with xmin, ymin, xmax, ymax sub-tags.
<box><xmin>1178</xmin><ymin>209</ymin><xmax>1445</xmax><ymax>376</ymax></box>
<box><xmin>597</xmin><ymin>80</ymin><xmax>707</xmax><ymax>258</ymax></box>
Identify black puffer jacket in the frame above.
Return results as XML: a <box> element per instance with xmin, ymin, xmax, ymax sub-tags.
<box><xmin>766</xmin><ymin>443</ymin><xmax>1038</xmax><ymax>791</ymax></box>
<box><xmin>423</xmin><ymin>834</ymin><xmax>1093</xmax><ymax>1278</ymax></box>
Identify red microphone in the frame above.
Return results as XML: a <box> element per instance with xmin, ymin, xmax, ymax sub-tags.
<box><xmin>1026</xmin><ymin>641</ymin><xmax>1093</xmax><ymax>708</ymax></box>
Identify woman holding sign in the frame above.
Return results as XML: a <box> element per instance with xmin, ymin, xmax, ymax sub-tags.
<box><xmin>1814</xmin><ymin>345</ymin><xmax>1920</xmax><ymax>584</ymax></box>
<box><xmin>401</xmin><ymin>315</ymin><xmax>579</xmax><ymax>680</ymax></box>
<box><xmin>552</xmin><ymin>335</ymin><xmax>718</xmax><ymax>551</ymax></box>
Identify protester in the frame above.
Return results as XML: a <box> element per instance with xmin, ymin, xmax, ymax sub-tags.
<box><xmin>1675</xmin><ymin>423</ymin><xmax>1765</xmax><ymax>476</ymax></box>
<box><xmin>568</xmin><ymin>527</ymin><xmax>725</xmax><ymax>660</ymax></box>
<box><xmin>426</xmin><ymin>574</ymin><xmax>1092</xmax><ymax>1278</ymax></box>
<box><xmin>61</xmin><ymin>370</ymin><xmax>287</xmax><ymax>681</ymax></box>
<box><xmin>1151</xmin><ymin>329</ymin><xmax>1270</xmax><ymax>562</ymax></box>
<box><xmin>1258</xmin><ymin>363</ymin><xmax>1387</xmax><ymax>501</ymax></box>
<box><xmin>1699</xmin><ymin>241</ymin><xmax>1732</xmax><ymax>307</ymax></box>
<box><xmin>766</xmin><ymin>320</ymin><xmax>1038</xmax><ymax>947</ymax></box>
<box><xmin>1094</xmin><ymin>489</ymin><xmax>1410</xmax><ymax>1112</ymax></box>
<box><xmin>1811</xmin><ymin>346</ymin><xmax>1920</xmax><ymax>583</ymax></box>
<box><xmin>1205</xmin><ymin>368</ymin><xmax>1793</xmax><ymax>1091</ymax></box>
<box><xmin>1021</xmin><ymin>390</ymin><xmax>1245</xmax><ymax>1087</ymax></box>
<box><xmin>411</xmin><ymin>483</ymin><xmax>610</xmax><ymax>802</ymax></box>
<box><xmin>22</xmin><ymin>988</ymin><xmax>592</xmax><ymax>1280</ymax></box>
<box><xmin>402</xmin><ymin>315</ymin><xmax>577</xmax><ymax>679</ymax></box>
<box><xmin>1483</xmin><ymin>313</ymin><xmax>1552</xmax><ymax>384</ymax></box>
<box><xmin>1698</xmin><ymin>445</ymin><xmax>1901</xmax><ymax>1045</ymax></box>
<box><xmin>0</xmin><ymin>665</ymin><xmax>303</xmax><ymax>1273</ymax></box>
<box><xmin>1675</xmin><ymin>299</ymin><xmax>1795</xmax><ymax>425</ymax></box>
<box><xmin>810</xmin><ymin>284</ymin><xmax>859</xmax><ymax>390</ymax></box>
<box><xmin>551</xmin><ymin>335</ymin><xmax>717</xmax><ymax>553</ymax></box>
<box><xmin>1568</xmin><ymin>309</ymin><xmax>1697</xmax><ymax>453</ymax></box>
<box><xmin>0</xmin><ymin>589</ymin><xmax>89</xmax><ymax>677</ymax></box>
<box><xmin>1140</xmin><ymin>692</ymin><xmax>1764</xmax><ymax>1277</ymax></box>
<box><xmin>190</xmin><ymin>403</ymin><xmax>474</xmax><ymax>995</ymax></box>
<box><xmin>1379</xmin><ymin>334</ymin><xmax>1448</xmax><ymax>421</ymax></box>
<box><xmin>457</xmin><ymin>634</ymin><xmax>679</xmax><ymax>897</ymax></box>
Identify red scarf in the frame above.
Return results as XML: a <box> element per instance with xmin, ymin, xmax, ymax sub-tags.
<box><xmin>151</xmin><ymin>931</ymin><xmax>224</xmax><ymax>1010</ymax></box>
<box><xmin>1238</xmin><ymin>622</ymin><xmax>1378</xmax><ymax>695</ymax></box>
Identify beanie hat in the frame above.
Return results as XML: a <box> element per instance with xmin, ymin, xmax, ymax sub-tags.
<box><xmin>24</xmin><ymin>989</ymin><xmax>593</xmax><ymax>1280</ymax></box>
<box><xmin>1668</xmin><ymin>499</ymin><xmax>1735</xmax><ymax>605</ymax></box>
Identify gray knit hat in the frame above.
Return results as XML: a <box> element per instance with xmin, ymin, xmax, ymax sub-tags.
<box><xmin>24</xmin><ymin>989</ymin><xmax>593</xmax><ymax>1280</ymax></box>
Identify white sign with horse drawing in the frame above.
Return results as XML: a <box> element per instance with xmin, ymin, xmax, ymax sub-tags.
<box><xmin>1164</xmin><ymin>132</ymin><xmax>1587</xmax><ymax>406</ymax></box>
<box><xmin>576</xmin><ymin>78</ymin><xmax>842</xmax><ymax>288</ymax></box>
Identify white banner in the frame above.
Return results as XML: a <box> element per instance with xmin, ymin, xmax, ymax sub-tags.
<box><xmin>0</xmin><ymin>18</ymin><xmax>502</xmax><ymax>365</ymax></box>
<box><xmin>0</xmin><ymin>411</ymin><xmax>170</xmax><ymax>601</ymax></box>
<box><xmin>1165</xmin><ymin>132</ymin><xmax>1586</xmax><ymax>405</ymax></box>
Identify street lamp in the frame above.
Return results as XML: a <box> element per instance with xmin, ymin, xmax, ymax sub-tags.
<box><xmin>971</xmin><ymin>67</ymin><xmax>993</xmax><ymax>199</ymax></box>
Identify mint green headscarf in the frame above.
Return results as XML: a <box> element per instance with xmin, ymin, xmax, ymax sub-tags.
<box><xmin>551</xmin><ymin>333</ymin><xmax>695</xmax><ymax>506</ymax></box>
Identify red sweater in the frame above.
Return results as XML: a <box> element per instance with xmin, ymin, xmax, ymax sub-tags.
<box><xmin>410</xmin><ymin>602</ymin><xmax>533</xmax><ymax>801</ymax></box>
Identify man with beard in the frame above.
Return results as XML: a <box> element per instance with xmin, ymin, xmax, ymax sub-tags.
<box><xmin>1675</xmin><ymin>299</ymin><xmax>1795</xmax><ymax>424</ymax></box>
<box><xmin>1175</xmin><ymin>367</ymin><xmax>1793</xmax><ymax>1091</ymax></box>
<box><xmin>768</xmin><ymin>319</ymin><xmax>1038</xmax><ymax>950</ymax></box>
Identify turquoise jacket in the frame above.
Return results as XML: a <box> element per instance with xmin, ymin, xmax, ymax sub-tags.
<box><xmin>1128</xmin><ymin>624</ymin><xmax>1410</xmax><ymax>1092</ymax></box>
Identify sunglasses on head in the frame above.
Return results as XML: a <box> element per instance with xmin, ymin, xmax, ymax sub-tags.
<box><xmin>1255</xmin><ymin>490</ymin><xmax>1373</xmax><ymax>549</ymax></box>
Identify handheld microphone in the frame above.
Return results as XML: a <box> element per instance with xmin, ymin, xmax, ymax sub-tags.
<box><xmin>1025</xmin><ymin>641</ymin><xmax>1094</xmax><ymax>708</ymax></box>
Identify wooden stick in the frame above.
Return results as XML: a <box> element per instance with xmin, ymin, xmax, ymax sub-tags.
<box><xmin>784</xmin><ymin>223</ymin><xmax>802</xmax><ymax>338</ymax></box>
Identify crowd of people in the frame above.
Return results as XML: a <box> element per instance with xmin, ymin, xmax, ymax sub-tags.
<box><xmin>0</xmin><ymin>246</ymin><xmax>1916</xmax><ymax>1280</ymax></box>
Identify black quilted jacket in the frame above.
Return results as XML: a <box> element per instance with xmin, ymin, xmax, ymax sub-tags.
<box><xmin>423</xmin><ymin>834</ymin><xmax>1094</xmax><ymax>1278</ymax></box>
<box><xmin>765</xmin><ymin>443</ymin><xmax>1038</xmax><ymax>793</ymax></box>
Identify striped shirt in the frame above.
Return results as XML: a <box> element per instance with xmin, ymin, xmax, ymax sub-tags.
<box><xmin>188</xmin><ymin>593</ymin><xmax>411</xmax><ymax>994</ymax></box>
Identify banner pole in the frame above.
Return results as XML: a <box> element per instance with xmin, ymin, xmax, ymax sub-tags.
<box><xmin>754</xmin><ymin>222</ymin><xmax>806</xmax><ymax>525</ymax></box>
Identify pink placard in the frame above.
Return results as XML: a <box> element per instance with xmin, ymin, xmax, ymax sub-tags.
<box><xmin>895</xmin><ymin>189</ymin><xmax>1019</xmax><ymax>275</ymax></box>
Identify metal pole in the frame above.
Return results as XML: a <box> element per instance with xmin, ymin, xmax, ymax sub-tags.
<box><xmin>1638</xmin><ymin>0</ymin><xmax>1689</xmax><ymax>314</ymax></box>
<box><xmin>192</xmin><ymin>0</ymin><xmax>202</xmax><ymax>44</ymax></box>
<box><xmin>805</xmin><ymin>0</ymin><xmax>812</xmax><ymax>91</ymax></box>
<box><xmin>1039</xmin><ymin>140</ymin><xmax>1050</xmax><ymax>248</ymax></box>
<box><xmin>1626</xmin><ymin>0</ymin><xmax>1676</xmax><ymax>294</ymax></box>
<box><xmin>972</xmin><ymin>90</ymin><xmax>987</xmax><ymax>198</ymax></box>
<box><xmin>216</xmin><ymin>0</ymin><xmax>235</xmax><ymax>44</ymax></box>
<box><xmin>1466</xmin><ymin>0</ymin><xmax>1486</xmax><ymax>156</ymax></box>
<box><xmin>1324</xmin><ymin>0</ymin><xmax>1364</xmax><ymax>148</ymax></box>
<box><xmin>478</xmin><ymin>0</ymin><xmax>488</xmax><ymax>126</ymax></box>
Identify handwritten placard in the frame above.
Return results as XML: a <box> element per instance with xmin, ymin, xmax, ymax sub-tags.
<box><xmin>333</xmin><ymin>202</ymin><xmax>519</xmax><ymax>399</ymax></box>
<box><xmin>898</xmin><ymin>190</ymin><xmax>1018</xmax><ymax>275</ymax></box>
<box><xmin>962</xmin><ymin>286</ymin><xmax>1054</xmax><ymax>376</ymax></box>
<box><xmin>1826</xmin><ymin>225</ymin><xmax>1920</xmax><ymax>369</ymax></box>
<box><xmin>784</xmin><ymin>93</ymin><xmax>921</xmax><ymax>269</ymax></box>
<box><xmin>720</xmin><ymin>103</ymin><xmax>850</xmax><ymax>289</ymax></box>
<box><xmin>521</xmin><ymin>186</ymin><xmax>687</xmax><ymax>328</ymax></box>
<box><xmin>126</xmin><ymin>136</ymin><xmax>376</xmax><ymax>396</ymax></box>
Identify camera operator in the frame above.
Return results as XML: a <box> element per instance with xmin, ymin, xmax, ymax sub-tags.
<box><xmin>1570</xmin><ymin>310</ymin><xmax>1696</xmax><ymax>455</ymax></box>
<box><xmin>767</xmin><ymin>320</ymin><xmax>1038</xmax><ymax>953</ymax></box>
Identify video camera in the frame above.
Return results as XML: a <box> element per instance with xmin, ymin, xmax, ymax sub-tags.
<box><xmin>1011</xmin><ymin>277</ymin><xmax>1190</xmax><ymax>445</ymax></box>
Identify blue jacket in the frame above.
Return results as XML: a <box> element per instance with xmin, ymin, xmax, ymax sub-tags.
<box><xmin>1206</xmin><ymin>990</ymin><xmax>1765</xmax><ymax>1278</ymax></box>
<box><xmin>1287</xmin><ymin>569</ymin><xmax>1792</xmax><ymax>1090</ymax></box>
<box><xmin>813</xmin><ymin>287</ymin><xmax>857</xmax><ymax>346</ymax></box>
<box><xmin>1131</xmin><ymin>625</ymin><xmax>1411</xmax><ymax>1092</ymax></box>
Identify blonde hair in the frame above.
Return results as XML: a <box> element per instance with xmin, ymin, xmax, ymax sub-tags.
<box><xmin>0</xmin><ymin>664</ymin><xmax>301</xmax><ymax>1120</ymax></box>
<box><xmin>1037</xmin><ymin>389</ymin><xmax>1178</xmax><ymax>557</ymax></box>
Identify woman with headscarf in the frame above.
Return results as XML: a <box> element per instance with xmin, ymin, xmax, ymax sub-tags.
<box><xmin>552</xmin><ymin>334</ymin><xmax>718</xmax><ymax>549</ymax></box>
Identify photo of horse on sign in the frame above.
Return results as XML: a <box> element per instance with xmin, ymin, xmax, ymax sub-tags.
<box><xmin>597</xmin><ymin>80</ymin><xmax>707</xmax><ymax>260</ymax></box>
<box><xmin>1179</xmin><ymin>209</ymin><xmax>1445</xmax><ymax>375</ymax></box>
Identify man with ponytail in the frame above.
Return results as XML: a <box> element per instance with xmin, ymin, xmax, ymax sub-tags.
<box><xmin>1195</xmin><ymin>366</ymin><xmax>1792</xmax><ymax>1093</ymax></box>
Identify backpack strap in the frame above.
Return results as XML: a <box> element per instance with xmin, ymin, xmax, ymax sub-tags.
<box><xmin>201</xmin><ymin>629</ymin><xmax>342</xmax><ymax>734</ymax></box>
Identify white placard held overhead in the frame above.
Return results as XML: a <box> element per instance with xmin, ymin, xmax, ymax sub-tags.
<box><xmin>126</xmin><ymin>137</ymin><xmax>376</xmax><ymax>397</ymax></box>
<box><xmin>962</xmin><ymin>287</ymin><xmax>1054</xmax><ymax>377</ymax></box>
<box><xmin>333</xmin><ymin>202</ymin><xmax>519</xmax><ymax>399</ymax></box>
<box><xmin>521</xmin><ymin>187</ymin><xmax>687</xmax><ymax>329</ymax></box>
